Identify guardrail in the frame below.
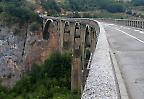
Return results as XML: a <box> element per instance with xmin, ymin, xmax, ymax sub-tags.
<box><xmin>98</xmin><ymin>18</ymin><xmax>144</xmax><ymax>29</ymax></box>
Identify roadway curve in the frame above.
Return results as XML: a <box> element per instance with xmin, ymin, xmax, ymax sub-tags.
<box><xmin>102</xmin><ymin>22</ymin><xmax>144</xmax><ymax>99</ymax></box>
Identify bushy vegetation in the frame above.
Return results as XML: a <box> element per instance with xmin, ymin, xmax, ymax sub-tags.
<box><xmin>102</xmin><ymin>3</ymin><xmax>125</xmax><ymax>13</ymax></box>
<box><xmin>41</xmin><ymin>0</ymin><xmax>61</xmax><ymax>16</ymax></box>
<box><xmin>30</xmin><ymin>22</ymin><xmax>41</xmax><ymax>32</ymax></box>
<box><xmin>0</xmin><ymin>52</ymin><xmax>80</xmax><ymax>99</ymax></box>
<box><xmin>64</xmin><ymin>0</ymin><xmax>126</xmax><ymax>13</ymax></box>
<box><xmin>0</xmin><ymin>0</ymin><xmax>40</xmax><ymax>25</ymax></box>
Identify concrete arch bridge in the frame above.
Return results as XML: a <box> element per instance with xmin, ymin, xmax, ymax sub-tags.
<box><xmin>42</xmin><ymin>17</ymin><xmax>144</xmax><ymax>99</ymax></box>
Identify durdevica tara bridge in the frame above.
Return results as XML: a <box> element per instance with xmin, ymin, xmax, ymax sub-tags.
<box><xmin>41</xmin><ymin>16</ymin><xmax>144</xmax><ymax>99</ymax></box>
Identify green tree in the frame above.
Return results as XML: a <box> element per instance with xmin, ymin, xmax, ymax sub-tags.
<box><xmin>0</xmin><ymin>52</ymin><xmax>79</xmax><ymax>99</ymax></box>
<box><xmin>104</xmin><ymin>3</ymin><xmax>126</xmax><ymax>13</ymax></box>
<box><xmin>0</xmin><ymin>12</ymin><xmax>12</xmax><ymax>25</ymax></box>
<box><xmin>42</xmin><ymin>0</ymin><xmax>61</xmax><ymax>16</ymax></box>
<box><xmin>30</xmin><ymin>22</ymin><xmax>41</xmax><ymax>32</ymax></box>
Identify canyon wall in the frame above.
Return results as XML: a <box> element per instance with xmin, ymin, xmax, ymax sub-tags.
<box><xmin>0</xmin><ymin>22</ymin><xmax>59</xmax><ymax>88</ymax></box>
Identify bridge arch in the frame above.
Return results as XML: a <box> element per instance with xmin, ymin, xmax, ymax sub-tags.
<box><xmin>43</xmin><ymin>19</ymin><xmax>54</xmax><ymax>40</ymax></box>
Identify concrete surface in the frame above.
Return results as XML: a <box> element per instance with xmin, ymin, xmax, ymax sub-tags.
<box><xmin>102</xmin><ymin>22</ymin><xmax>144</xmax><ymax>99</ymax></box>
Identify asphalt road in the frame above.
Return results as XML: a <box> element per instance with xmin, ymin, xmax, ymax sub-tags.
<box><xmin>102</xmin><ymin>22</ymin><xmax>144</xmax><ymax>99</ymax></box>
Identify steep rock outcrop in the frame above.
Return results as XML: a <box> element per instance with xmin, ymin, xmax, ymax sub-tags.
<box><xmin>0</xmin><ymin>22</ymin><xmax>58</xmax><ymax>87</ymax></box>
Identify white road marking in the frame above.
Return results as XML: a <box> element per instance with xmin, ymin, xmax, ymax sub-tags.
<box><xmin>140</xmin><ymin>31</ymin><xmax>144</xmax><ymax>34</ymax></box>
<box><xmin>134</xmin><ymin>30</ymin><xmax>144</xmax><ymax>34</ymax></box>
<box><xmin>114</xmin><ymin>28</ymin><xmax>144</xmax><ymax>44</ymax></box>
<box><xmin>120</xmin><ymin>27</ymin><xmax>144</xmax><ymax>35</ymax></box>
<box><xmin>104</xmin><ymin>22</ymin><xmax>144</xmax><ymax>36</ymax></box>
<box><xmin>135</xmin><ymin>30</ymin><xmax>139</xmax><ymax>32</ymax></box>
<box><xmin>109</xmin><ymin>24</ymin><xmax>115</xmax><ymax>26</ymax></box>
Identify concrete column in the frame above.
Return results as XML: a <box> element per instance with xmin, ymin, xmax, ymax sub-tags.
<box><xmin>82</xmin><ymin>25</ymin><xmax>91</xmax><ymax>90</ymax></box>
<box><xmin>90</xmin><ymin>27</ymin><xmax>96</xmax><ymax>53</ymax></box>
<box><xmin>59</xmin><ymin>20</ymin><xmax>65</xmax><ymax>53</ymax></box>
<box><xmin>129</xmin><ymin>20</ymin><xmax>130</xmax><ymax>26</ymax></box>
<box><xmin>132</xmin><ymin>21</ymin><xmax>134</xmax><ymax>27</ymax></box>
<box><xmin>71</xmin><ymin>22</ymin><xmax>82</xmax><ymax>92</ymax></box>
<box><xmin>142</xmin><ymin>21</ymin><xmax>144</xmax><ymax>29</ymax></box>
<box><xmin>80</xmin><ymin>24</ymin><xmax>86</xmax><ymax>90</ymax></box>
<box><xmin>56</xmin><ymin>20</ymin><xmax>61</xmax><ymax>51</ymax></box>
<box><xmin>70</xmin><ymin>22</ymin><xmax>76</xmax><ymax>53</ymax></box>
<box><xmin>138</xmin><ymin>21</ymin><xmax>140</xmax><ymax>28</ymax></box>
<box><xmin>71</xmin><ymin>58</ymin><xmax>81</xmax><ymax>92</ymax></box>
<box><xmin>137</xmin><ymin>21</ymin><xmax>140</xmax><ymax>28</ymax></box>
<box><xmin>130</xmin><ymin>21</ymin><xmax>132</xmax><ymax>27</ymax></box>
<box><xmin>85</xmin><ymin>25</ymin><xmax>91</xmax><ymax>49</ymax></box>
<box><xmin>42</xmin><ymin>18</ymin><xmax>47</xmax><ymax>31</ymax></box>
<box><xmin>136</xmin><ymin>21</ymin><xmax>138</xmax><ymax>28</ymax></box>
<box><xmin>140</xmin><ymin>21</ymin><xmax>143</xmax><ymax>28</ymax></box>
<box><xmin>63</xmin><ymin>21</ymin><xmax>71</xmax><ymax>52</ymax></box>
<box><xmin>139</xmin><ymin>21</ymin><xmax>141</xmax><ymax>28</ymax></box>
<box><xmin>133</xmin><ymin>21</ymin><xmax>135</xmax><ymax>27</ymax></box>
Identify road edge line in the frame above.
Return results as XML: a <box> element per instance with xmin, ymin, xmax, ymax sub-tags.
<box><xmin>109</xmin><ymin>50</ymin><xmax>130</xmax><ymax>99</ymax></box>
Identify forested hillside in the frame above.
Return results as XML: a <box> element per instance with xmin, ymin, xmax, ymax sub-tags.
<box><xmin>0</xmin><ymin>0</ymin><xmax>40</xmax><ymax>24</ymax></box>
<box><xmin>39</xmin><ymin>0</ymin><xmax>144</xmax><ymax>18</ymax></box>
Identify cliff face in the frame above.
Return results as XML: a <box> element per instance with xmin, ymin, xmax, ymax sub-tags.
<box><xmin>0</xmin><ymin>23</ymin><xmax>25</xmax><ymax>87</ymax></box>
<box><xmin>24</xmin><ymin>26</ymin><xmax>58</xmax><ymax>70</ymax></box>
<box><xmin>0</xmin><ymin>22</ymin><xmax>59</xmax><ymax>88</ymax></box>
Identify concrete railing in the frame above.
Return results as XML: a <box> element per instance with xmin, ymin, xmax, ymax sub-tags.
<box><xmin>81</xmin><ymin>20</ymin><xmax>120</xmax><ymax>99</ymax></box>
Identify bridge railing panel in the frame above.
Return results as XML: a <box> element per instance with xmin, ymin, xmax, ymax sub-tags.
<box><xmin>98</xmin><ymin>18</ymin><xmax>144</xmax><ymax>29</ymax></box>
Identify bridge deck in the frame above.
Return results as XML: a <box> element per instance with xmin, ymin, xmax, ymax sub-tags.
<box><xmin>102</xmin><ymin>23</ymin><xmax>144</xmax><ymax>99</ymax></box>
<box><xmin>82</xmin><ymin>21</ymin><xmax>144</xmax><ymax>99</ymax></box>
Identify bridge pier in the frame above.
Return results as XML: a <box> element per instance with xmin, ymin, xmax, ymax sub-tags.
<box><xmin>142</xmin><ymin>21</ymin><xmax>144</xmax><ymax>29</ymax></box>
<box><xmin>63</xmin><ymin>21</ymin><xmax>71</xmax><ymax>51</ymax></box>
<box><xmin>81</xmin><ymin>25</ymin><xmax>91</xmax><ymax>90</ymax></box>
<box><xmin>71</xmin><ymin>22</ymin><xmax>82</xmax><ymax>92</ymax></box>
<box><xmin>80</xmin><ymin>24</ymin><xmax>86</xmax><ymax>91</ymax></box>
<box><xmin>42</xmin><ymin>18</ymin><xmax>98</xmax><ymax>93</ymax></box>
<box><xmin>59</xmin><ymin>20</ymin><xmax>65</xmax><ymax>53</ymax></box>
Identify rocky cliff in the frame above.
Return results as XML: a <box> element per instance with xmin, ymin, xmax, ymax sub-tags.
<box><xmin>0</xmin><ymin>22</ymin><xmax>58</xmax><ymax>88</ymax></box>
